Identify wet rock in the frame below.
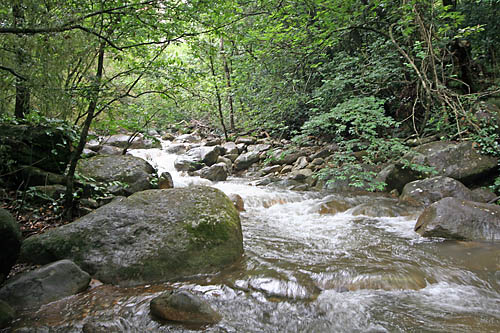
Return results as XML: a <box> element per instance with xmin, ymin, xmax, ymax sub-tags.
<box><xmin>0</xmin><ymin>300</ymin><xmax>15</xmax><ymax>329</ymax></box>
<box><xmin>222</xmin><ymin>142</ymin><xmax>239</xmax><ymax>155</ymax></box>
<box><xmin>150</xmin><ymin>290</ymin><xmax>221</xmax><ymax>325</ymax></box>
<box><xmin>0</xmin><ymin>208</ymin><xmax>22</xmax><ymax>282</ymax></box>
<box><xmin>174</xmin><ymin>146</ymin><xmax>222</xmax><ymax>171</ymax></box>
<box><xmin>254</xmin><ymin>176</ymin><xmax>280</xmax><ymax>186</ymax></box>
<box><xmin>98</xmin><ymin>144</ymin><xmax>122</xmax><ymax>155</ymax></box>
<box><xmin>317</xmin><ymin>197</ymin><xmax>352</xmax><ymax>215</ymax></box>
<box><xmin>349</xmin><ymin>199</ymin><xmax>418</xmax><ymax>217</ymax></box>
<box><xmin>234</xmin><ymin>151</ymin><xmax>261</xmax><ymax>171</ymax></box>
<box><xmin>164</xmin><ymin>143</ymin><xmax>188</xmax><ymax>154</ymax></box>
<box><xmin>401</xmin><ymin>176</ymin><xmax>476</xmax><ymax>206</ymax></box>
<box><xmin>228</xmin><ymin>194</ymin><xmax>245</xmax><ymax>212</ymax></box>
<box><xmin>415</xmin><ymin>197</ymin><xmax>500</xmax><ymax>240</ymax></box>
<box><xmin>158</xmin><ymin>172</ymin><xmax>174</xmax><ymax>189</ymax></box>
<box><xmin>198</xmin><ymin>163</ymin><xmax>228</xmax><ymax>181</ymax></box>
<box><xmin>235</xmin><ymin>136</ymin><xmax>257</xmax><ymax>145</ymax></box>
<box><xmin>77</xmin><ymin>155</ymin><xmax>155</xmax><ymax>195</ymax></box>
<box><xmin>0</xmin><ymin>259</ymin><xmax>90</xmax><ymax>310</ymax></box>
<box><xmin>289</xmin><ymin>168</ymin><xmax>313</xmax><ymax>181</ymax></box>
<box><xmin>20</xmin><ymin>187</ymin><xmax>243</xmax><ymax>286</ymax></box>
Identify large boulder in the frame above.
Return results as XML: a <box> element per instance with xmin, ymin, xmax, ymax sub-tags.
<box><xmin>401</xmin><ymin>176</ymin><xmax>476</xmax><ymax>206</ymax></box>
<box><xmin>409</xmin><ymin>141</ymin><xmax>498</xmax><ymax>185</ymax></box>
<box><xmin>375</xmin><ymin>163</ymin><xmax>423</xmax><ymax>193</ymax></box>
<box><xmin>0</xmin><ymin>123</ymin><xmax>73</xmax><ymax>174</ymax></box>
<box><xmin>0</xmin><ymin>208</ymin><xmax>22</xmax><ymax>282</ymax></box>
<box><xmin>197</xmin><ymin>163</ymin><xmax>228</xmax><ymax>182</ymax></box>
<box><xmin>414</xmin><ymin>197</ymin><xmax>500</xmax><ymax>240</ymax></box>
<box><xmin>174</xmin><ymin>146</ymin><xmax>222</xmax><ymax>172</ymax></box>
<box><xmin>103</xmin><ymin>133</ymin><xmax>160</xmax><ymax>149</ymax></box>
<box><xmin>233</xmin><ymin>151</ymin><xmax>261</xmax><ymax>171</ymax></box>
<box><xmin>0</xmin><ymin>259</ymin><xmax>90</xmax><ymax>310</ymax></box>
<box><xmin>19</xmin><ymin>186</ymin><xmax>243</xmax><ymax>286</ymax></box>
<box><xmin>150</xmin><ymin>290</ymin><xmax>221</xmax><ymax>325</ymax></box>
<box><xmin>76</xmin><ymin>155</ymin><xmax>155</xmax><ymax>195</ymax></box>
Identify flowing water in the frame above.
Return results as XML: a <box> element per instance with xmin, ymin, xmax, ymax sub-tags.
<box><xmin>9</xmin><ymin>142</ymin><xmax>500</xmax><ymax>332</ymax></box>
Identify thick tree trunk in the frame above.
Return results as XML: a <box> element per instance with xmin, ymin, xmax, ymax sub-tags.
<box><xmin>64</xmin><ymin>43</ymin><xmax>105</xmax><ymax>218</ymax></box>
<box><xmin>220</xmin><ymin>38</ymin><xmax>235</xmax><ymax>131</ymax></box>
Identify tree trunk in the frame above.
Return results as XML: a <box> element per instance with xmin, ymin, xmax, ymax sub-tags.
<box><xmin>220</xmin><ymin>38</ymin><xmax>235</xmax><ymax>131</ymax></box>
<box><xmin>13</xmin><ymin>3</ymin><xmax>29</xmax><ymax>119</ymax></box>
<box><xmin>208</xmin><ymin>52</ymin><xmax>228</xmax><ymax>140</ymax></box>
<box><xmin>64</xmin><ymin>42</ymin><xmax>105</xmax><ymax>218</ymax></box>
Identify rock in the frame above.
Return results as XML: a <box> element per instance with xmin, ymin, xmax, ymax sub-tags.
<box><xmin>0</xmin><ymin>259</ymin><xmax>90</xmax><ymax>310</ymax></box>
<box><xmin>217</xmin><ymin>156</ymin><xmax>233</xmax><ymax>174</ymax></box>
<box><xmin>311</xmin><ymin>158</ymin><xmax>324</xmax><ymax>166</ymax></box>
<box><xmin>224</xmin><ymin>154</ymin><xmax>239</xmax><ymax>162</ymax></box>
<box><xmin>98</xmin><ymin>144</ymin><xmax>123</xmax><ymax>155</ymax></box>
<box><xmin>280</xmin><ymin>165</ymin><xmax>293</xmax><ymax>174</ymax></box>
<box><xmin>174</xmin><ymin>146</ymin><xmax>222</xmax><ymax>172</ymax></box>
<box><xmin>0</xmin><ymin>208</ymin><xmax>21</xmax><ymax>282</ymax></box>
<box><xmin>175</xmin><ymin>133</ymin><xmax>201</xmax><ymax>143</ymax></box>
<box><xmin>414</xmin><ymin>197</ymin><xmax>500</xmax><ymax>240</ymax></box>
<box><xmin>259</xmin><ymin>165</ymin><xmax>281</xmax><ymax>176</ymax></box>
<box><xmin>82</xmin><ymin>148</ymin><xmax>97</xmax><ymax>158</ymax></box>
<box><xmin>401</xmin><ymin>176</ymin><xmax>476</xmax><ymax>206</ymax></box>
<box><xmin>162</xmin><ymin>132</ymin><xmax>176</xmax><ymax>141</ymax></box>
<box><xmin>19</xmin><ymin>166</ymin><xmax>66</xmax><ymax>186</ymax></box>
<box><xmin>222</xmin><ymin>142</ymin><xmax>239</xmax><ymax>155</ymax></box>
<box><xmin>269</xmin><ymin>149</ymin><xmax>308</xmax><ymax>165</ymax></box>
<box><xmin>150</xmin><ymin>290</ymin><xmax>221</xmax><ymax>325</ymax></box>
<box><xmin>375</xmin><ymin>163</ymin><xmax>423</xmax><ymax>193</ymax></box>
<box><xmin>31</xmin><ymin>185</ymin><xmax>66</xmax><ymax>202</ymax></box>
<box><xmin>317</xmin><ymin>198</ymin><xmax>351</xmax><ymax>215</ymax></box>
<box><xmin>205</xmin><ymin>138</ymin><xmax>222</xmax><ymax>146</ymax></box>
<box><xmin>0</xmin><ymin>124</ymin><xmax>72</xmax><ymax>174</ymax></box>
<box><xmin>228</xmin><ymin>194</ymin><xmax>245</xmax><ymax>212</ymax></box>
<box><xmin>165</xmin><ymin>143</ymin><xmax>188</xmax><ymax>154</ymax></box>
<box><xmin>409</xmin><ymin>141</ymin><xmax>498</xmax><ymax>185</ymax></box>
<box><xmin>254</xmin><ymin>177</ymin><xmax>279</xmax><ymax>186</ymax></box>
<box><xmin>85</xmin><ymin>139</ymin><xmax>101</xmax><ymax>152</ymax></box>
<box><xmin>293</xmin><ymin>156</ymin><xmax>309</xmax><ymax>170</ymax></box>
<box><xmin>350</xmin><ymin>200</ymin><xmax>417</xmax><ymax>217</ymax></box>
<box><xmin>104</xmin><ymin>133</ymin><xmax>161</xmax><ymax>149</ymax></box>
<box><xmin>289</xmin><ymin>168</ymin><xmax>313</xmax><ymax>181</ymax></box>
<box><xmin>0</xmin><ymin>300</ymin><xmax>15</xmax><ymax>329</ymax></box>
<box><xmin>236</xmin><ymin>143</ymin><xmax>246</xmax><ymax>153</ymax></box>
<box><xmin>20</xmin><ymin>187</ymin><xmax>243</xmax><ymax>286</ymax></box>
<box><xmin>234</xmin><ymin>151</ymin><xmax>261</xmax><ymax>171</ymax></box>
<box><xmin>235</xmin><ymin>136</ymin><xmax>257</xmax><ymax>145</ymax></box>
<box><xmin>76</xmin><ymin>155</ymin><xmax>155</xmax><ymax>195</ymax></box>
<box><xmin>310</xmin><ymin>145</ymin><xmax>338</xmax><ymax>160</ymax></box>
<box><xmin>471</xmin><ymin>187</ymin><xmax>497</xmax><ymax>203</ymax></box>
<box><xmin>247</xmin><ymin>144</ymin><xmax>272</xmax><ymax>153</ymax></box>
<box><xmin>198</xmin><ymin>163</ymin><xmax>228</xmax><ymax>181</ymax></box>
<box><xmin>158</xmin><ymin>172</ymin><xmax>174</xmax><ymax>189</ymax></box>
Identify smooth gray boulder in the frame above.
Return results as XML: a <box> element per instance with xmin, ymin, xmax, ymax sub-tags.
<box><xmin>234</xmin><ymin>151</ymin><xmax>261</xmax><ymax>171</ymax></box>
<box><xmin>197</xmin><ymin>163</ymin><xmax>228</xmax><ymax>181</ymax></box>
<box><xmin>401</xmin><ymin>176</ymin><xmax>476</xmax><ymax>206</ymax></box>
<box><xmin>150</xmin><ymin>290</ymin><xmax>221</xmax><ymax>325</ymax></box>
<box><xmin>222</xmin><ymin>142</ymin><xmax>239</xmax><ymax>155</ymax></box>
<box><xmin>0</xmin><ymin>208</ymin><xmax>22</xmax><ymax>282</ymax></box>
<box><xmin>235</xmin><ymin>136</ymin><xmax>257</xmax><ymax>145</ymax></box>
<box><xmin>174</xmin><ymin>146</ymin><xmax>222</xmax><ymax>172</ymax></box>
<box><xmin>0</xmin><ymin>259</ymin><xmax>90</xmax><ymax>310</ymax></box>
<box><xmin>414</xmin><ymin>197</ymin><xmax>500</xmax><ymax>240</ymax></box>
<box><xmin>20</xmin><ymin>187</ymin><xmax>243</xmax><ymax>286</ymax></box>
<box><xmin>76</xmin><ymin>155</ymin><xmax>155</xmax><ymax>195</ymax></box>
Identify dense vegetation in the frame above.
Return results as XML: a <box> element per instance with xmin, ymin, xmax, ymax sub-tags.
<box><xmin>1</xmin><ymin>0</ymin><xmax>499</xmax><ymax>208</ymax></box>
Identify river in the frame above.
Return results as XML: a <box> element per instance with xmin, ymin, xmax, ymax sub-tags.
<box><xmin>10</xmin><ymin>142</ymin><xmax>500</xmax><ymax>332</ymax></box>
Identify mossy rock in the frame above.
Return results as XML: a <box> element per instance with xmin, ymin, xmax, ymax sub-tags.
<box><xmin>20</xmin><ymin>186</ymin><xmax>243</xmax><ymax>286</ymax></box>
<box><xmin>0</xmin><ymin>208</ymin><xmax>22</xmax><ymax>282</ymax></box>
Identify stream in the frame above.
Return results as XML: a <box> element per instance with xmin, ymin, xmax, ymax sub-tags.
<box><xmin>10</xmin><ymin>141</ymin><xmax>500</xmax><ymax>332</ymax></box>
